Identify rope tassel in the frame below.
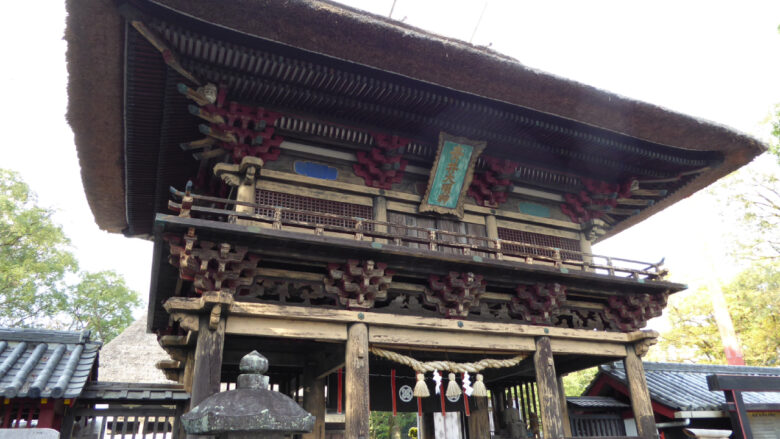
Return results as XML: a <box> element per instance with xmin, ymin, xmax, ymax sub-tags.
<box><xmin>413</xmin><ymin>372</ymin><xmax>430</xmax><ymax>397</ymax></box>
<box><xmin>471</xmin><ymin>373</ymin><xmax>487</xmax><ymax>397</ymax></box>
<box><xmin>446</xmin><ymin>373</ymin><xmax>462</xmax><ymax>398</ymax></box>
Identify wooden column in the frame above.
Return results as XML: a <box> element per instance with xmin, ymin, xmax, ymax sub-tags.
<box><xmin>557</xmin><ymin>376</ymin><xmax>572</xmax><ymax>437</ymax></box>
<box><xmin>181</xmin><ymin>350</ymin><xmax>196</xmax><ymax>395</ymax></box>
<box><xmin>624</xmin><ymin>344</ymin><xmax>658</xmax><ymax>439</ymax></box>
<box><xmin>420</xmin><ymin>412</ymin><xmax>436</xmax><ymax>439</ymax></box>
<box><xmin>345</xmin><ymin>323</ymin><xmax>369</xmax><ymax>439</ymax></box>
<box><xmin>190</xmin><ymin>313</ymin><xmax>226</xmax><ymax>408</ymax></box>
<box><xmin>374</xmin><ymin>196</ymin><xmax>388</xmax><ymax>243</ymax></box>
<box><xmin>236</xmin><ymin>158</ymin><xmax>262</xmax><ymax>213</ymax></box>
<box><xmin>467</xmin><ymin>396</ymin><xmax>491</xmax><ymax>439</ymax></box>
<box><xmin>725</xmin><ymin>390</ymin><xmax>752</xmax><ymax>439</ymax></box>
<box><xmin>303</xmin><ymin>359</ymin><xmax>326</xmax><ymax>439</ymax></box>
<box><xmin>579</xmin><ymin>234</ymin><xmax>593</xmax><ymax>271</ymax></box>
<box><xmin>492</xmin><ymin>386</ymin><xmax>506</xmax><ymax>432</ymax></box>
<box><xmin>533</xmin><ymin>337</ymin><xmax>565</xmax><ymax>439</ymax></box>
<box><xmin>485</xmin><ymin>214</ymin><xmax>499</xmax><ymax>240</ymax></box>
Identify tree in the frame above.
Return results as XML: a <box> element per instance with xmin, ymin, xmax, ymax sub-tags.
<box><xmin>0</xmin><ymin>169</ymin><xmax>140</xmax><ymax>342</ymax></box>
<box><xmin>369</xmin><ymin>412</ymin><xmax>417</xmax><ymax>439</ymax></box>
<box><xmin>63</xmin><ymin>271</ymin><xmax>140</xmax><ymax>342</ymax></box>
<box><xmin>656</xmin><ymin>263</ymin><xmax>780</xmax><ymax>366</ymax></box>
<box><xmin>0</xmin><ymin>169</ymin><xmax>77</xmax><ymax>326</ymax></box>
<box><xmin>562</xmin><ymin>367</ymin><xmax>598</xmax><ymax>397</ymax></box>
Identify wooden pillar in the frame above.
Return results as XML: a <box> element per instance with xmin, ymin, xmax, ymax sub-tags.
<box><xmin>190</xmin><ymin>313</ymin><xmax>226</xmax><ymax>408</ymax></box>
<box><xmin>467</xmin><ymin>396</ymin><xmax>491</xmax><ymax>439</ymax></box>
<box><xmin>557</xmin><ymin>377</ymin><xmax>572</xmax><ymax>437</ymax></box>
<box><xmin>235</xmin><ymin>158</ymin><xmax>261</xmax><ymax>213</ymax></box>
<box><xmin>345</xmin><ymin>323</ymin><xmax>369</xmax><ymax>439</ymax></box>
<box><xmin>181</xmin><ymin>350</ymin><xmax>196</xmax><ymax>395</ymax></box>
<box><xmin>725</xmin><ymin>390</ymin><xmax>752</xmax><ymax>439</ymax></box>
<box><xmin>624</xmin><ymin>344</ymin><xmax>658</xmax><ymax>439</ymax></box>
<box><xmin>485</xmin><ymin>214</ymin><xmax>499</xmax><ymax>240</ymax></box>
<box><xmin>580</xmin><ymin>234</ymin><xmax>593</xmax><ymax>271</ymax></box>
<box><xmin>36</xmin><ymin>400</ymin><xmax>56</xmax><ymax>429</ymax></box>
<box><xmin>420</xmin><ymin>412</ymin><xmax>435</xmax><ymax>439</ymax></box>
<box><xmin>533</xmin><ymin>337</ymin><xmax>565</xmax><ymax>439</ymax></box>
<box><xmin>374</xmin><ymin>196</ymin><xmax>388</xmax><ymax>243</ymax></box>
<box><xmin>492</xmin><ymin>387</ymin><xmax>505</xmax><ymax>432</ymax></box>
<box><xmin>303</xmin><ymin>360</ymin><xmax>326</xmax><ymax>439</ymax></box>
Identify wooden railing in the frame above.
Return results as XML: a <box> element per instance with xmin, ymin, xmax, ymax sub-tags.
<box><xmin>168</xmin><ymin>187</ymin><xmax>668</xmax><ymax>281</ymax></box>
<box><xmin>61</xmin><ymin>405</ymin><xmax>181</xmax><ymax>439</ymax></box>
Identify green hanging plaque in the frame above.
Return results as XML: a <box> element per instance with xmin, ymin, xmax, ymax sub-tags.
<box><xmin>419</xmin><ymin>132</ymin><xmax>485</xmax><ymax>218</ymax></box>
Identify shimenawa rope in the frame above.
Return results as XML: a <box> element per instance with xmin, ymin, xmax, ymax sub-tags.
<box><xmin>369</xmin><ymin>346</ymin><xmax>526</xmax><ymax>398</ymax></box>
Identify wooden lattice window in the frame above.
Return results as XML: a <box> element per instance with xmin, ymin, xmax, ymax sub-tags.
<box><xmin>497</xmin><ymin>227</ymin><xmax>582</xmax><ymax>261</ymax></box>
<box><xmin>255</xmin><ymin>189</ymin><xmax>373</xmax><ymax>230</ymax></box>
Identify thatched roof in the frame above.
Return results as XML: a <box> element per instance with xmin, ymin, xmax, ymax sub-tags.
<box><xmin>66</xmin><ymin>0</ymin><xmax>765</xmax><ymax>235</ymax></box>
<box><xmin>99</xmin><ymin>319</ymin><xmax>174</xmax><ymax>383</ymax></box>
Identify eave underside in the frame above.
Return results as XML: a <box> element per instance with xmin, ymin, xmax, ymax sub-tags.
<box><xmin>68</xmin><ymin>0</ymin><xmax>766</xmax><ymax>236</ymax></box>
<box><xmin>120</xmin><ymin>15</ymin><xmax>725</xmax><ymax>238</ymax></box>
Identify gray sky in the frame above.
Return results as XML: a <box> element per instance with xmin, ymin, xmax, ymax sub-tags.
<box><xmin>1</xmin><ymin>1</ymin><xmax>779</xmax><ymax>316</ymax></box>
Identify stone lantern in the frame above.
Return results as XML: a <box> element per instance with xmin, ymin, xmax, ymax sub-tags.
<box><xmin>182</xmin><ymin>350</ymin><xmax>315</xmax><ymax>439</ymax></box>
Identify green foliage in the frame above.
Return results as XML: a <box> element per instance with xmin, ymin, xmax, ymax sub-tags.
<box><xmin>0</xmin><ymin>169</ymin><xmax>77</xmax><ymax>326</ymax></box>
<box><xmin>369</xmin><ymin>412</ymin><xmax>417</xmax><ymax>439</ymax></box>
<box><xmin>771</xmin><ymin>104</ymin><xmax>780</xmax><ymax>161</ymax></box>
<box><xmin>0</xmin><ymin>169</ymin><xmax>139</xmax><ymax>342</ymax></box>
<box><xmin>657</xmin><ymin>263</ymin><xmax>780</xmax><ymax>366</ymax></box>
<box><xmin>64</xmin><ymin>271</ymin><xmax>140</xmax><ymax>342</ymax></box>
<box><xmin>562</xmin><ymin>367</ymin><xmax>598</xmax><ymax>396</ymax></box>
<box><xmin>408</xmin><ymin>426</ymin><xmax>418</xmax><ymax>439</ymax></box>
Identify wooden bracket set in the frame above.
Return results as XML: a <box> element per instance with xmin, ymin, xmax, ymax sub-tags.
<box><xmin>164</xmin><ymin>228</ymin><xmax>263</xmax><ymax>296</ymax></box>
<box><xmin>510</xmin><ymin>283</ymin><xmax>567</xmax><ymax>325</ymax></box>
<box><xmin>467</xmin><ymin>156</ymin><xmax>517</xmax><ymax>208</ymax></box>
<box><xmin>324</xmin><ymin>259</ymin><xmax>394</xmax><ymax>310</ymax></box>
<box><xmin>602</xmin><ymin>292</ymin><xmax>668</xmax><ymax>332</ymax></box>
<box><xmin>178</xmin><ymin>83</ymin><xmax>283</xmax><ymax>164</ymax></box>
<box><xmin>424</xmin><ymin>272</ymin><xmax>486</xmax><ymax>318</ymax></box>
<box><xmin>561</xmin><ymin>178</ymin><xmax>635</xmax><ymax>224</ymax></box>
<box><xmin>352</xmin><ymin>133</ymin><xmax>409</xmax><ymax>189</ymax></box>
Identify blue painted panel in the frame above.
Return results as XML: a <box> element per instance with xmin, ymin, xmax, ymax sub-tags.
<box><xmin>294</xmin><ymin>161</ymin><xmax>338</xmax><ymax>180</ymax></box>
<box><xmin>518</xmin><ymin>202</ymin><xmax>551</xmax><ymax>218</ymax></box>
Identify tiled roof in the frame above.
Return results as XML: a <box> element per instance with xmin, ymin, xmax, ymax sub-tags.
<box><xmin>599</xmin><ymin>362</ymin><xmax>780</xmax><ymax>411</ymax></box>
<box><xmin>0</xmin><ymin>328</ymin><xmax>101</xmax><ymax>399</ymax></box>
<box><xmin>79</xmin><ymin>382</ymin><xmax>189</xmax><ymax>402</ymax></box>
<box><xmin>568</xmin><ymin>396</ymin><xmax>629</xmax><ymax>409</ymax></box>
